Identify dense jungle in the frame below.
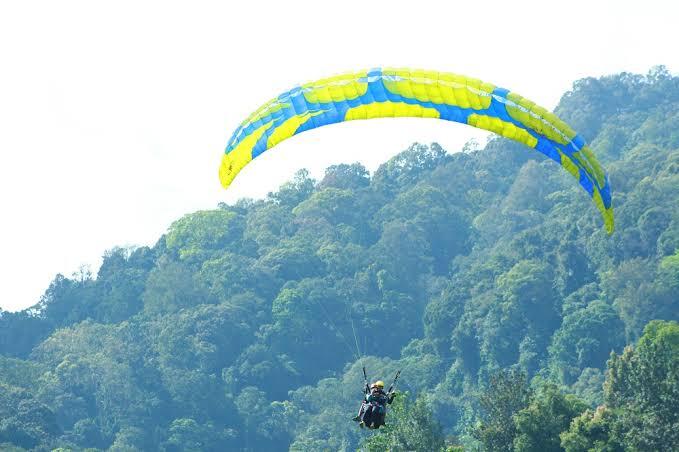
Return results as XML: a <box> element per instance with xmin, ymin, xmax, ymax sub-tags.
<box><xmin>1</xmin><ymin>67</ymin><xmax>678</xmax><ymax>451</ymax></box>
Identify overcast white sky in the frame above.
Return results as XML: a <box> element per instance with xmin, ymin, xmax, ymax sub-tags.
<box><xmin>0</xmin><ymin>0</ymin><xmax>677</xmax><ymax>311</ymax></box>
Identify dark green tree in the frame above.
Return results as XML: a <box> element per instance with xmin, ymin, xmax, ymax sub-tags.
<box><xmin>472</xmin><ymin>369</ymin><xmax>531</xmax><ymax>451</ymax></box>
<box><xmin>513</xmin><ymin>385</ymin><xmax>588</xmax><ymax>452</ymax></box>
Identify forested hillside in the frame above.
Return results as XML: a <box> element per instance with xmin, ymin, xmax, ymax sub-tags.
<box><xmin>1</xmin><ymin>67</ymin><xmax>678</xmax><ymax>451</ymax></box>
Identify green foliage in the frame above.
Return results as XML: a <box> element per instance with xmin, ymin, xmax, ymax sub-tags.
<box><xmin>372</xmin><ymin>143</ymin><xmax>450</xmax><ymax>195</ymax></box>
<box><xmin>570</xmin><ymin>368</ymin><xmax>605</xmax><ymax>407</ymax></box>
<box><xmin>513</xmin><ymin>385</ymin><xmax>588</xmax><ymax>452</ymax></box>
<box><xmin>1</xmin><ymin>69</ymin><xmax>678</xmax><ymax>450</ymax></box>
<box><xmin>268</xmin><ymin>168</ymin><xmax>316</xmax><ymax>207</ymax></box>
<box><xmin>166</xmin><ymin>210</ymin><xmax>246</xmax><ymax>261</ymax></box>
<box><xmin>603</xmin><ymin>320</ymin><xmax>679</xmax><ymax>450</ymax></box>
<box><xmin>559</xmin><ymin>406</ymin><xmax>624</xmax><ymax>452</ymax></box>
<box><xmin>293</xmin><ymin>187</ymin><xmax>361</xmax><ymax>226</ymax></box>
<box><xmin>93</xmin><ymin>247</ymin><xmax>154</xmax><ymax>323</ymax></box>
<box><xmin>0</xmin><ymin>357</ymin><xmax>44</xmax><ymax>390</ymax></box>
<box><xmin>142</xmin><ymin>257</ymin><xmax>209</xmax><ymax>315</ymax></box>
<box><xmin>162</xmin><ymin>418</ymin><xmax>236</xmax><ymax>452</ymax></box>
<box><xmin>374</xmin><ymin>184</ymin><xmax>470</xmax><ymax>272</ymax></box>
<box><xmin>319</xmin><ymin>162</ymin><xmax>370</xmax><ymax>190</ymax></box>
<box><xmin>197</xmin><ymin>252</ymin><xmax>278</xmax><ymax>301</ymax></box>
<box><xmin>472</xmin><ymin>369</ymin><xmax>531</xmax><ymax>451</ymax></box>
<box><xmin>0</xmin><ymin>383</ymin><xmax>60</xmax><ymax>450</ymax></box>
<box><xmin>560</xmin><ymin>320</ymin><xmax>679</xmax><ymax>451</ymax></box>
<box><xmin>549</xmin><ymin>301</ymin><xmax>625</xmax><ymax>384</ymax></box>
<box><xmin>658</xmin><ymin>250</ymin><xmax>679</xmax><ymax>291</ymax></box>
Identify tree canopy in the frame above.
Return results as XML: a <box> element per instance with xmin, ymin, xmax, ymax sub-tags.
<box><xmin>1</xmin><ymin>67</ymin><xmax>678</xmax><ymax>451</ymax></box>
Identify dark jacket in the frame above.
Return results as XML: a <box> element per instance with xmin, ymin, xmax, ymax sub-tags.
<box><xmin>365</xmin><ymin>388</ymin><xmax>394</xmax><ymax>407</ymax></box>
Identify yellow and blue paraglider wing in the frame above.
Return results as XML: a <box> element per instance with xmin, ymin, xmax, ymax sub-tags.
<box><xmin>219</xmin><ymin>68</ymin><xmax>613</xmax><ymax>233</ymax></box>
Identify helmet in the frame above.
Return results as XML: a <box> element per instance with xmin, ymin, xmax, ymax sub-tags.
<box><xmin>375</xmin><ymin>380</ymin><xmax>385</xmax><ymax>389</ymax></box>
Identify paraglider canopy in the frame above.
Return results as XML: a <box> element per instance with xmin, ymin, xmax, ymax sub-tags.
<box><xmin>219</xmin><ymin>68</ymin><xmax>613</xmax><ymax>233</ymax></box>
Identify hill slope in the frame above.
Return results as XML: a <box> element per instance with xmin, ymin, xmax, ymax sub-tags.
<box><xmin>1</xmin><ymin>67</ymin><xmax>678</xmax><ymax>451</ymax></box>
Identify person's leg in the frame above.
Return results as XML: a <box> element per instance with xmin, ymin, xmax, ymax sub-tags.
<box><xmin>353</xmin><ymin>402</ymin><xmax>365</xmax><ymax>422</ymax></box>
<box><xmin>376</xmin><ymin>408</ymin><xmax>386</xmax><ymax>428</ymax></box>
<box><xmin>363</xmin><ymin>404</ymin><xmax>374</xmax><ymax>427</ymax></box>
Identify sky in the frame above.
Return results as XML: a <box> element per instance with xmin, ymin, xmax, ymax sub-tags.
<box><xmin>0</xmin><ymin>0</ymin><xmax>677</xmax><ymax>312</ymax></box>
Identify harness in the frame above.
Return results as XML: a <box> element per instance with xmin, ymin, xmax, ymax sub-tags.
<box><xmin>366</xmin><ymin>390</ymin><xmax>388</xmax><ymax>413</ymax></box>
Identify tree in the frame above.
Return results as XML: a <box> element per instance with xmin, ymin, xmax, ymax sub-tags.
<box><xmin>165</xmin><ymin>209</ymin><xmax>246</xmax><ymax>261</ymax></box>
<box><xmin>162</xmin><ymin>418</ymin><xmax>235</xmax><ymax>452</ymax></box>
<box><xmin>374</xmin><ymin>184</ymin><xmax>470</xmax><ymax>273</ymax></box>
<box><xmin>603</xmin><ymin>320</ymin><xmax>679</xmax><ymax>450</ymax></box>
<box><xmin>560</xmin><ymin>406</ymin><xmax>624</xmax><ymax>452</ymax></box>
<box><xmin>1</xmin><ymin>69</ymin><xmax>678</xmax><ymax>451</ymax></box>
<box><xmin>142</xmin><ymin>258</ymin><xmax>209</xmax><ymax>315</ymax></box>
<box><xmin>513</xmin><ymin>385</ymin><xmax>588</xmax><ymax>452</ymax></box>
<box><xmin>293</xmin><ymin>187</ymin><xmax>363</xmax><ymax>228</ymax></box>
<box><xmin>268</xmin><ymin>169</ymin><xmax>316</xmax><ymax>208</ymax></box>
<box><xmin>318</xmin><ymin>162</ymin><xmax>370</xmax><ymax>190</ymax></box>
<box><xmin>481</xmin><ymin>260</ymin><xmax>559</xmax><ymax>372</ymax></box>
<box><xmin>472</xmin><ymin>369</ymin><xmax>531</xmax><ymax>451</ymax></box>
<box><xmin>549</xmin><ymin>301</ymin><xmax>625</xmax><ymax>385</ymax></box>
<box><xmin>93</xmin><ymin>247</ymin><xmax>153</xmax><ymax>323</ymax></box>
<box><xmin>0</xmin><ymin>383</ymin><xmax>60</xmax><ymax>450</ymax></box>
<box><xmin>372</xmin><ymin>143</ymin><xmax>450</xmax><ymax>196</ymax></box>
<box><xmin>560</xmin><ymin>320</ymin><xmax>679</xmax><ymax>451</ymax></box>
